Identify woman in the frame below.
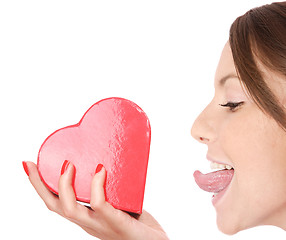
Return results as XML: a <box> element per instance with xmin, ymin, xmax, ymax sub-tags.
<box><xmin>192</xmin><ymin>1</ymin><xmax>286</xmax><ymax>234</ymax></box>
<box><xmin>22</xmin><ymin>1</ymin><xmax>286</xmax><ymax>238</ymax></box>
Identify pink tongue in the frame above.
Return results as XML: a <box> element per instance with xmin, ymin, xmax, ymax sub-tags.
<box><xmin>193</xmin><ymin>169</ymin><xmax>234</xmax><ymax>193</ymax></box>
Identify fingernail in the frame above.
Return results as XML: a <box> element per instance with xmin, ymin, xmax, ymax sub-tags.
<box><xmin>95</xmin><ymin>164</ymin><xmax>103</xmax><ymax>174</ymax></box>
<box><xmin>61</xmin><ymin>160</ymin><xmax>70</xmax><ymax>175</ymax></box>
<box><xmin>22</xmin><ymin>161</ymin><xmax>29</xmax><ymax>176</ymax></box>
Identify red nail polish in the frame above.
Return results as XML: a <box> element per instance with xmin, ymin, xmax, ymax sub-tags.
<box><xmin>61</xmin><ymin>160</ymin><xmax>70</xmax><ymax>175</ymax></box>
<box><xmin>95</xmin><ymin>164</ymin><xmax>103</xmax><ymax>174</ymax></box>
<box><xmin>22</xmin><ymin>161</ymin><xmax>29</xmax><ymax>176</ymax></box>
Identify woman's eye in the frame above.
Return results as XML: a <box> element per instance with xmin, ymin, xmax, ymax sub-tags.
<box><xmin>219</xmin><ymin>101</ymin><xmax>244</xmax><ymax>111</ymax></box>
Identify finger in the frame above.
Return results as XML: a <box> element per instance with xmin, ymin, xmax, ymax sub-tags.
<box><xmin>90</xmin><ymin>164</ymin><xmax>106</xmax><ymax>211</ymax></box>
<box><xmin>58</xmin><ymin>161</ymin><xmax>78</xmax><ymax>218</ymax></box>
<box><xmin>25</xmin><ymin>161</ymin><xmax>105</xmax><ymax>237</ymax></box>
<box><xmin>58</xmin><ymin>161</ymin><xmax>101</xmax><ymax>229</ymax></box>
<box><xmin>58</xmin><ymin>161</ymin><xmax>90</xmax><ymax>218</ymax></box>
<box><xmin>25</xmin><ymin>161</ymin><xmax>61</xmax><ymax>212</ymax></box>
<box><xmin>89</xmin><ymin>165</ymin><xmax>132</xmax><ymax>228</ymax></box>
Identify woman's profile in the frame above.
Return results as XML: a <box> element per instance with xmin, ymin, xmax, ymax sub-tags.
<box><xmin>23</xmin><ymin>1</ymin><xmax>286</xmax><ymax>239</ymax></box>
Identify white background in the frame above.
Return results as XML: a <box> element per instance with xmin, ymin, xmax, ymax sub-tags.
<box><xmin>1</xmin><ymin>0</ymin><xmax>285</xmax><ymax>239</ymax></box>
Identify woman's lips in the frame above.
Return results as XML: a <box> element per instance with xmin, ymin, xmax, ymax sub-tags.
<box><xmin>193</xmin><ymin>169</ymin><xmax>234</xmax><ymax>193</ymax></box>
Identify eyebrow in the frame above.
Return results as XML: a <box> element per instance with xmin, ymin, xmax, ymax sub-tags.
<box><xmin>219</xmin><ymin>74</ymin><xmax>239</xmax><ymax>86</ymax></box>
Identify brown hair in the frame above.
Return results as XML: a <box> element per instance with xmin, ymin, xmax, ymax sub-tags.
<box><xmin>229</xmin><ymin>2</ymin><xmax>286</xmax><ymax>130</ymax></box>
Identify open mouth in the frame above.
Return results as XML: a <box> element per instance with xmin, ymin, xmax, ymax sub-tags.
<box><xmin>193</xmin><ymin>161</ymin><xmax>234</xmax><ymax>205</ymax></box>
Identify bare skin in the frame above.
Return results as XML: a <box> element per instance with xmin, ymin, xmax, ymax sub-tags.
<box><xmin>24</xmin><ymin>161</ymin><xmax>169</xmax><ymax>240</ymax></box>
<box><xmin>191</xmin><ymin>42</ymin><xmax>286</xmax><ymax>234</ymax></box>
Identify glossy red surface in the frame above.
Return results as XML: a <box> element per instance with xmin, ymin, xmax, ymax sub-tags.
<box><xmin>37</xmin><ymin>97</ymin><xmax>151</xmax><ymax>213</ymax></box>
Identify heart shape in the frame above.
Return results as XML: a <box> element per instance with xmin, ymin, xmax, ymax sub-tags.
<box><xmin>37</xmin><ymin>97</ymin><xmax>151</xmax><ymax>213</ymax></box>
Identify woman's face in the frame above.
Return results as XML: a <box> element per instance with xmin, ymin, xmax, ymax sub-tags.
<box><xmin>191</xmin><ymin>42</ymin><xmax>286</xmax><ymax>234</ymax></box>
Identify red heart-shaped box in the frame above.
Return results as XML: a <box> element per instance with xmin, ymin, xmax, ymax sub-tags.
<box><xmin>37</xmin><ymin>97</ymin><xmax>151</xmax><ymax>214</ymax></box>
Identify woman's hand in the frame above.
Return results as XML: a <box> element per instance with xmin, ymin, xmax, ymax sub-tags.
<box><xmin>23</xmin><ymin>161</ymin><xmax>168</xmax><ymax>240</ymax></box>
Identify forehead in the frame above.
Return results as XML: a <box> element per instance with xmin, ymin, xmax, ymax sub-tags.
<box><xmin>215</xmin><ymin>42</ymin><xmax>286</xmax><ymax>103</ymax></box>
<box><xmin>214</xmin><ymin>42</ymin><xmax>238</xmax><ymax>87</ymax></box>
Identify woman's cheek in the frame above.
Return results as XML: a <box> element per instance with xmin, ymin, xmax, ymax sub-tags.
<box><xmin>221</xmin><ymin>106</ymin><xmax>286</xmax><ymax>228</ymax></box>
<box><xmin>218</xmin><ymin>109</ymin><xmax>268</xmax><ymax>224</ymax></box>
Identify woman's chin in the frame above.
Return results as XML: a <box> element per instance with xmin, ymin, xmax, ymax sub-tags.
<box><xmin>216</xmin><ymin>218</ymin><xmax>240</xmax><ymax>235</ymax></box>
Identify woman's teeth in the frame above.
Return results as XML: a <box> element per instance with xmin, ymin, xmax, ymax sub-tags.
<box><xmin>210</xmin><ymin>161</ymin><xmax>233</xmax><ymax>170</ymax></box>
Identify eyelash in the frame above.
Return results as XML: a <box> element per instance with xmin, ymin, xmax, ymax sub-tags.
<box><xmin>219</xmin><ymin>101</ymin><xmax>244</xmax><ymax>111</ymax></box>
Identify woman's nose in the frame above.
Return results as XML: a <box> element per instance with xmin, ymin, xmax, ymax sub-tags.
<box><xmin>191</xmin><ymin>103</ymin><xmax>216</xmax><ymax>144</ymax></box>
